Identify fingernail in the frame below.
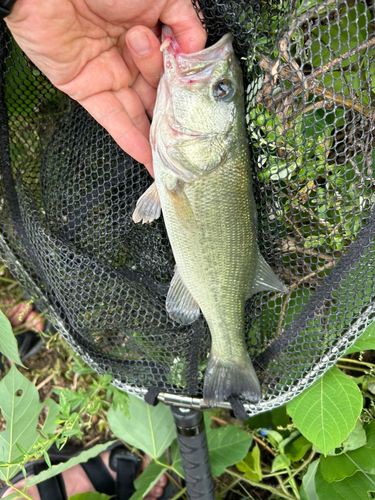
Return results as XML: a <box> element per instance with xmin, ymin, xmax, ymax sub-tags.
<box><xmin>154</xmin><ymin>487</ymin><xmax>163</xmax><ymax>496</ymax></box>
<box><xmin>128</xmin><ymin>31</ymin><xmax>150</xmax><ymax>56</ymax></box>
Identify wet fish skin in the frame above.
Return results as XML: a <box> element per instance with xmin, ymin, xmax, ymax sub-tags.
<box><xmin>133</xmin><ymin>26</ymin><xmax>286</xmax><ymax>406</ymax></box>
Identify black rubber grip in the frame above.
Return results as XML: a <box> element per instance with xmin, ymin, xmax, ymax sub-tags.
<box><xmin>171</xmin><ymin>408</ymin><xmax>215</xmax><ymax>500</ymax></box>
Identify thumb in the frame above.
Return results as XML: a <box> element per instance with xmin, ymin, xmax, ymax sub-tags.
<box><xmin>161</xmin><ymin>0</ymin><xmax>207</xmax><ymax>53</ymax></box>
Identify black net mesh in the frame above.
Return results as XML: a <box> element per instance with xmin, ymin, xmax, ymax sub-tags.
<box><xmin>1</xmin><ymin>0</ymin><xmax>375</xmax><ymax>416</ymax></box>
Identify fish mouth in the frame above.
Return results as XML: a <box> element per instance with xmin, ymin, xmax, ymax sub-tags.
<box><xmin>161</xmin><ymin>25</ymin><xmax>234</xmax><ymax>75</ymax></box>
<box><xmin>162</xmin><ymin>25</ymin><xmax>233</xmax><ymax>59</ymax></box>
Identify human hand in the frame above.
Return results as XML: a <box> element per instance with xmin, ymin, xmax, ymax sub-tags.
<box><xmin>5</xmin><ymin>0</ymin><xmax>207</xmax><ymax>176</ymax></box>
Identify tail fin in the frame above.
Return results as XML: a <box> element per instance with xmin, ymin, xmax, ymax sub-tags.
<box><xmin>203</xmin><ymin>355</ymin><xmax>261</xmax><ymax>407</ymax></box>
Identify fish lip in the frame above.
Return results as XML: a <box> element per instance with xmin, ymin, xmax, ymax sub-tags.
<box><xmin>161</xmin><ymin>25</ymin><xmax>234</xmax><ymax>64</ymax></box>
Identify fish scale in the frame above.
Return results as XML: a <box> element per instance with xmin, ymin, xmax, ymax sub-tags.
<box><xmin>133</xmin><ymin>25</ymin><xmax>287</xmax><ymax>406</ymax></box>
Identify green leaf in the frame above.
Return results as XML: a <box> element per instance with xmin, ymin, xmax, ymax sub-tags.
<box><xmin>130</xmin><ymin>457</ymin><xmax>168</xmax><ymax>500</ymax></box>
<box><xmin>315</xmin><ymin>463</ymin><xmax>375</xmax><ymax>500</ymax></box>
<box><xmin>285</xmin><ymin>435</ymin><xmax>312</xmax><ymax>462</ymax></box>
<box><xmin>319</xmin><ymin>423</ymin><xmax>375</xmax><ymax>482</ymax></box>
<box><xmin>204</xmin><ymin>413</ymin><xmax>252</xmax><ymax>477</ymax></box>
<box><xmin>0</xmin><ymin>310</ymin><xmax>25</xmax><ymax>367</ymax></box>
<box><xmin>107</xmin><ymin>393</ymin><xmax>176</xmax><ymax>459</ymax></box>
<box><xmin>0</xmin><ymin>493</ymin><xmax>21</xmax><ymax>500</ymax></box>
<box><xmin>68</xmin><ymin>494</ymin><xmax>112</xmax><ymax>500</ymax></box>
<box><xmin>300</xmin><ymin>460</ymin><xmax>319</xmax><ymax>500</ymax></box>
<box><xmin>287</xmin><ymin>368</ymin><xmax>362</xmax><ymax>454</ymax></box>
<box><xmin>341</xmin><ymin>420</ymin><xmax>367</xmax><ymax>453</ymax></box>
<box><xmin>25</xmin><ymin>442</ymin><xmax>116</xmax><ymax>487</ymax></box>
<box><xmin>172</xmin><ymin>414</ymin><xmax>252</xmax><ymax>478</ymax></box>
<box><xmin>236</xmin><ymin>443</ymin><xmax>262</xmax><ymax>482</ymax></box>
<box><xmin>244</xmin><ymin>405</ymin><xmax>291</xmax><ymax>430</ymax></box>
<box><xmin>271</xmin><ymin>453</ymin><xmax>291</xmax><ymax>473</ymax></box>
<box><xmin>346</xmin><ymin>321</ymin><xmax>375</xmax><ymax>353</ymax></box>
<box><xmin>0</xmin><ymin>365</ymin><xmax>59</xmax><ymax>481</ymax></box>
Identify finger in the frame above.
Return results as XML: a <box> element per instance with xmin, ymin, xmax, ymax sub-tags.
<box><xmin>23</xmin><ymin>311</ymin><xmax>45</xmax><ymax>332</ymax></box>
<box><xmin>131</xmin><ymin>74</ymin><xmax>157</xmax><ymax>119</ymax></box>
<box><xmin>7</xmin><ymin>303</ymin><xmax>30</xmax><ymax>327</ymax></box>
<box><xmin>79</xmin><ymin>90</ymin><xmax>154</xmax><ymax>176</ymax></box>
<box><xmin>144</xmin><ymin>485</ymin><xmax>164</xmax><ymax>500</ymax></box>
<box><xmin>126</xmin><ymin>26</ymin><xmax>163</xmax><ymax>90</ymax></box>
<box><xmin>162</xmin><ymin>0</ymin><xmax>207</xmax><ymax>53</ymax></box>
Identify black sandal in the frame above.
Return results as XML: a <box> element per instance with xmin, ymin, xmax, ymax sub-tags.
<box><xmin>0</xmin><ymin>441</ymin><xmax>175</xmax><ymax>500</ymax></box>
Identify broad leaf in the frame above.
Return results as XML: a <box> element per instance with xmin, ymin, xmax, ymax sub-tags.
<box><xmin>26</xmin><ymin>442</ymin><xmax>116</xmax><ymax>487</ymax></box>
<box><xmin>244</xmin><ymin>405</ymin><xmax>291</xmax><ymax>430</ymax></box>
<box><xmin>130</xmin><ymin>457</ymin><xmax>168</xmax><ymax>500</ymax></box>
<box><xmin>287</xmin><ymin>367</ymin><xmax>362</xmax><ymax>454</ymax></box>
<box><xmin>68</xmin><ymin>494</ymin><xmax>112</xmax><ymax>500</ymax></box>
<box><xmin>315</xmin><ymin>463</ymin><xmax>375</xmax><ymax>499</ymax></box>
<box><xmin>0</xmin><ymin>310</ymin><xmax>24</xmax><ymax>367</ymax></box>
<box><xmin>172</xmin><ymin>414</ymin><xmax>252</xmax><ymax>478</ymax></box>
<box><xmin>204</xmin><ymin>413</ymin><xmax>252</xmax><ymax>477</ymax></box>
<box><xmin>0</xmin><ymin>493</ymin><xmax>20</xmax><ymax>500</ymax></box>
<box><xmin>171</xmin><ymin>439</ymin><xmax>184</xmax><ymax>477</ymax></box>
<box><xmin>300</xmin><ymin>460</ymin><xmax>319</xmax><ymax>500</ymax></box>
<box><xmin>236</xmin><ymin>443</ymin><xmax>262</xmax><ymax>482</ymax></box>
<box><xmin>346</xmin><ymin>321</ymin><xmax>375</xmax><ymax>353</ymax></box>
<box><xmin>107</xmin><ymin>394</ymin><xmax>176</xmax><ymax>459</ymax></box>
<box><xmin>0</xmin><ymin>365</ymin><xmax>59</xmax><ymax>481</ymax></box>
<box><xmin>271</xmin><ymin>453</ymin><xmax>291</xmax><ymax>473</ymax></box>
<box><xmin>341</xmin><ymin>420</ymin><xmax>367</xmax><ymax>452</ymax></box>
<box><xmin>319</xmin><ymin>422</ymin><xmax>375</xmax><ymax>482</ymax></box>
<box><xmin>285</xmin><ymin>435</ymin><xmax>312</xmax><ymax>462</ymax></box>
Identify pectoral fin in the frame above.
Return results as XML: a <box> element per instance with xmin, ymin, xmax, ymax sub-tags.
<box><xmin>248</xmin><ymin>250</ymin><xmax>288</xmax><ymax>296</ymax></box>
<box><xmin>166</xmin><ymin>181</ymin><xmax>197</xmax><ymax>231</ymax></box>
<box><xmin>166</xmin><ymin>267</ymin><xmax>200</xmax><ymax>325</ymax></box>
<box><xmin>132</xmin><ymin>182</ymin><xmax>161</xmax><ymax>224</ymax></box>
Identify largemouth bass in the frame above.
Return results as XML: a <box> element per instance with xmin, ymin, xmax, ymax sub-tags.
<box><xmin>133</xmin><ymin>26</ymin><xmax>287</xmax><ymax>406</ymax></box>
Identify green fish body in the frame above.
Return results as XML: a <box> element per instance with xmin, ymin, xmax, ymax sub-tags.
<box><xmin>133</xmin><ymin>27</ymin><xmax>286</xmax><ymax>406</ymax></box>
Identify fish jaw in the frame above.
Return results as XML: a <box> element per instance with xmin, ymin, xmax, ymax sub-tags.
<box><xmin>153</xmin><ymin>25</ymin><xmax>243</xmax><ymax>174</ymax></box>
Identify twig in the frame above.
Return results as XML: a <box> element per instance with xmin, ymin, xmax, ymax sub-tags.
<box><xmin>170</xmin><ymin>486</ymin><xmax>187</xmax><ymax>500</ymax></box>
<box><xmin>218</xmin><ymin>477</ymin><xmax>242</xmax><ymax>497</ymax></box>
<box><xmin>287</xmin><ymin>449</ymin><xmax>316</xmax><ymax>482</ymax></box>
<box><xmin>36</xmin><ymin>372</ymin><xmax>55</xmax><ymax>390</ymax></box>
<box><xmin>84</xmin><ymin>435</ymin><xmax>101</xmax><ymax>448</ymax></box>
<box><xmin>288</xmin><ymin>260</ymin><xmax>335</xmax><ymax>290</ymax></box>
<box><xmin>277</xmin><ymin>293</ymin><xmax>291</xmax><ymax>334</ymax></box>
<box><xmin>279</xmin><ymin>237</ymin><xmax>335</xmax><ymax>261</ymax></box>
<box><xmin>282</xmin><ymin>0</ymin><xmax>338</xmax><ymax>42</ymax></box>
<box><xmin>312</xmin><ymin>35</ymin><xmax>375</xmax><ymax>81</ymax></box>
<box><xmin>226</xmin><ymin>470</ymin><xmax>297</xmax><ymax>500</ymax></box>
<box><xmin>253</xmin><ymin>435</ymin><xmax>277</xmax><ymax>457</ymax></box>
<box><xmin>337</xmin><ymin>357</ymin><xmax>375</xmax><ymax>368</ymax></box>
<box><xmin>210</xmin><ymin>415</ymin><xmax>230</xmax><ymax>426</ymax></box>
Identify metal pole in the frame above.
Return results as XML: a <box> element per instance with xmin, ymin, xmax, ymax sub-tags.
<box><xmin>171</xmin><ymin>407</ymin><xmax>215</xmax><ymax>500</ymax></box>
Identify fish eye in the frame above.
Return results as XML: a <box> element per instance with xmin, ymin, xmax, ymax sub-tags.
<box><xmin>212</xmin><ymin>79</ymin><xmax>235</xmax><ymax>100</ymax></box>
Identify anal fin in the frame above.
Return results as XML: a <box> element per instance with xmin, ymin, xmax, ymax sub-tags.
<box><xmin>166</xmin><ymin>268</ymin><xmax>200</xmax><ymax>325</ymax></box>
<box><xmin>132</xmin><ymin>182</ymin><xmax>161</xmax><ymax>224</ymax></box>
<box><xmin>248</xmin><ymin>250</ymin><xmax>288</xmax><ymax>297</ymax></box>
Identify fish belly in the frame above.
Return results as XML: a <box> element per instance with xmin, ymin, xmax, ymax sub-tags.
<box><xmin>155</xmin><ymin>154</ymin><xmax>262</xmax><ymax>405</ymax></box>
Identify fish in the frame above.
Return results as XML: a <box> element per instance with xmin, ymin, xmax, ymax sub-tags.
<box><xmin>133</xmin><ymin>25</ymin><xmax>287</xmax><ymax>406</ymax></box>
